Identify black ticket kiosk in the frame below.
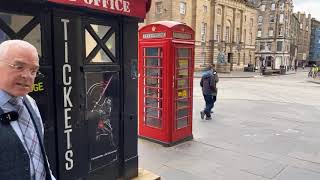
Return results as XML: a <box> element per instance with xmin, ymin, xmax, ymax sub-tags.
<box><xmin>0</xmin><ymin>0</ymin><xmax>151</xmax><ymax>179</ymax></box>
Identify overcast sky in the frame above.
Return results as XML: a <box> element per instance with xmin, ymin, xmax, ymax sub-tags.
<box><xmin>293</xmin><ymin>0</ymin><xmax>320</xmax><ymax>20</ymax></box>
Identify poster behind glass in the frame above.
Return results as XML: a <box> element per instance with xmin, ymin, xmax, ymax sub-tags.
<box><xmin>85</xmin><ymin>71</ymin><xmax>120</xmax><ymax>171</ymax></box>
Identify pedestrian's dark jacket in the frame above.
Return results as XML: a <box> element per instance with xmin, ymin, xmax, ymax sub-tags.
<box><xmin>200</xmin><ymin>69</ymin><xmax>219</xmax><ymax>96</ymax></box>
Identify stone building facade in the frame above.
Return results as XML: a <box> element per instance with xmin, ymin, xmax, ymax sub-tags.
<box><xmin>295</xmin><ymin>12</ymin><xmax>312</xmax><ymax>66</ymax></box>
<box><xmin>255</xmin><ymin>0</ymin><xmax>294</xmax><ymax>70</ymax></box>
<box><xmin>290</xmin><ymin>13</ymin><xmax>299</xmax><ymax>67</ymax></box>
<box><xmin>143</xmin><ymin>0</ymin><xmax>258</xmax><ymax>71</ymax></box>
<box><xmin>309</xmin><ymin>18</ymin><xmax>320</xmax><ymax>65</ymax></box>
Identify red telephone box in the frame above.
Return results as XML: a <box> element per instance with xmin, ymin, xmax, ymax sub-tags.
<box><xmin>138</xmin><ymin>21</ymin><xmax>195</xmax><ymax>146</ymax></box>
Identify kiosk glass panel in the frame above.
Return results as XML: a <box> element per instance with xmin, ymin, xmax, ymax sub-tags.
<box><xmin>91</xmin><ymin>24</ymin><xmax>111</xmax><ymax>39</ymax></box>
<box><xmin>23</xmin><ymin>24</ymin><xmax>42</xmax><ymax>56</ymax></box>
<box><xmin>0</xmin><ymin>12</ymin><xmax>42</xmax><ymax>58</ymax></box>
<box><xmin>92</xmin><ymin>49</ymin><xmax>112</xmax><ymax>63</ymax></box>
<box><xmin>106</xmin><ymin>33</ymin><xmax>116</xmax><ymax>56</ymax></box>
<box><xmin>85</xmin><ymin>29</ymin><xmax>97</xmax><ymax>56</ymax></box>
<box><xmin>85</xmin><ymin>24</ymin><xmax>116</xmax><ymax>63</ymax></box>
<box><xmin>0</xmin><ymin>12</ymin><xmax>33</xmax><ymax>33</ymax></box>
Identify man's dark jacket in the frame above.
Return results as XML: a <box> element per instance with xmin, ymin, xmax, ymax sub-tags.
<box><xmin>200</xmin><ymin>69</ymin><xmax>219</xmax><ymax>96</ymax></box>
<box><xmin>0</xmin><ymin>97</ymin><xmax>52</xmax><ymax>180</ymax></box>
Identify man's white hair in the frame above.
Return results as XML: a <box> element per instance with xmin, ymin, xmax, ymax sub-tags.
<box><xmin>0</xmin><ymin>40</ymin><xmax>38</xmax><ymax>61</ymax></box>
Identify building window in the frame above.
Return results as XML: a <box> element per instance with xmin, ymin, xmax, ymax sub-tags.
<box><xmin>270</xmin><ymin>15</ymin><xmax>275</xmax><ymax>23</ymax></box>
<box><xmin>155</xmin><ymin>2</ymin><xmax>162</xmax><ymax>14</ymax></box>
<box><xmin>277</xmin><ymin>41</ymin><xmax>283</xmax><ymax>51</ymax></box>
<box><xmin>279</xmin><ymin>3</ymin><xmax>284</xmax><ymax>11</ymax></box>
<box><xmin>180</xmin><ymin>2</ymin><xmax>186</xmax><ymax>15</ymax></box>
<box><xmin>216</xmin><ymin>25</ymin><xmax>221</xmax><ymax>42</ymax></box>
<box><xmin>278</xmin><ymin>26</ymin><xmax>284</xmax><ymax>36</ymax></box>
<box><xmin>258</xmin><ymin>16</ymin><xmax>263</xmax><ymax>24</ymax></box>
<box><xmin>257</xmin><ymin>27</ymin><xmax>262</xmax><ymax>38</ymax></box>
<box><xmin>203</xmin><ymin>5</ymin><xmax>207</xmax><ymax>13</ymax></box>
<box><xmin>279</xmin><ymin>14</ymin><xmax>284</xmax><ymax>24</ymax></box>
<box><xmin>217</xmin><ymin>8</ymin><xmax>222</xmax><ymax>15</ymax></box>
<box><xmin>236</xmin><ymin>28</ymin><xmax>240</xmax><ymax>43</ymax></box>
<box><xmin>244</xmin><ymin>29</ymin><xmax>247</xmax><ymax>44</ymax></box>
<box><xmin>269</xmin><ymin>27</ymin><xmax>274</xmax><ymax>36</ymax></box>
<box><xmin>260</xmin><ymin>4</ymin><xmax>266</xmax><ymax>11</ymax></box>
<box><xmin>250</xmin><ymin>32</ymin><xmax>253</xmax><ymax>44</ymax></box>
<box><xmin>225</xmin><ymin>26</ymin><xmax>230</xmax><ymax>42</ymax></box>
<box><xmin>236</xmin><ymin>13</ymin><xmax>241</xmax><ymax>19</ymax></box>
<box><xmin>266</xmin><ymin>42</ymin><xmax>272</xmax><ymax>51</ymax></box>
<box><xmin>271</xmin><ymin>3</ymin><xmax>276</xmax><ymax>11</ymax></box>
<box><xmin>250</xmin><ymin>18</ymin><xmax>253</xmax><ymax>27</ymax></box>
<box><xmin>201</xmin><ymin>22</ymin><xmax>207</xmax><ymax>42</ymax></box>
<box><xmin>260</xmin><ymin>42</ymin><xmax>265</xmax><ymax>51</ymax></box>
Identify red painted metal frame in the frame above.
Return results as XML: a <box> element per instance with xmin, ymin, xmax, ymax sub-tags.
<box><xmin>138</xmin><ymin>21</ymin><xmax>194</xmax><ymax>145</ymax></box>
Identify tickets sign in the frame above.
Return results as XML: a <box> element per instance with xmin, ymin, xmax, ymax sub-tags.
<box><xmin>48</xmin><ymin>0</ymin><xmax>149</xmax><ymax>18</ymax></box>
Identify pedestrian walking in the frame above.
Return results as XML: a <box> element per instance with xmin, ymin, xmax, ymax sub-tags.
<box><xmin>0</xmin><ymin>40</ymin><xmax>56</xmax><ymax>180</ymax></box>
<box><xmin>200</xmin><ymin>64</ymin><xmax>219</xmax><ymax>120</ymax></box>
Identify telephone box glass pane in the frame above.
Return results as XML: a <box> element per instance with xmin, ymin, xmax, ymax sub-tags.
<box><xmin>177</xmin><ymin>79</ymin><xmax>188</xmax><ymax>88</ymax></box>
<box><xmin>176</xmin><ymin>98</ymin><xmax>188</xmax><ymax>108</ymax></box>
<box><xmin>177</xmin><ymin>89</ymin><xmax>189</xmax><ymax>98</ymax></box>
<box><xmin>145</xmin><ymin>68</ymin><xmax>162</xmax><ymax>77</ymax></box>
<box><xmin>177</xmin><ymin>59</ymin><xmax>188</xmax><ymax>68</ymax></box>
<box><xmin>145</xmin><ymin>47</ymin><xmax>160</xmax><ymax>56</ymax></box>
<box><xmin>145</xmin><ymin>57</ymin><xmax>161</xmax><ymax>67</ymax></box>
<box><xmin>177</xmin><ymin>108</ymin><xmax>188</xmax><ymax>118</ymax></box>
<box><xmin>178</xmin><ymin>48</ymin><xmax>190</xmax><ymax>57</ymax></box>
<box><xmin>146</xmin><ymin>117</ymin><xmax>162</xmax><ymax>128</ymax></box>
<box><xmin>146</xmin><ymin>98</ymin><xmax>162</xmax><ymax>108</ymax></box>
<box><xmin>146</xmin><ymin>78</ymin><xmax>161</xmax><ymax>87</ymax></box>
<box><xmin>145</xmin><ymin>108</ymin><xmax>161</xmax><ymax>118</ymax></box>
<box><xmin>177</xmin><ymin>69</ymin><xmax>188</xmax><ymax>78</ymax></box>
<box><xmin>177</xmin><ymin>117</ymin><xmax>188</xmax><ymax>129</ymax></box>
<box><xmin>145</xmin><ymin>88</ymin><xmax>161</xmax><ymax>97</ymax></box>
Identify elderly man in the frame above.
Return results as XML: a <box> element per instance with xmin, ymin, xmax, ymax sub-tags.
<box><xmin>0</xmin><ymin>40</ymin><xmax>55</xmax><ymax>180</ymax></box>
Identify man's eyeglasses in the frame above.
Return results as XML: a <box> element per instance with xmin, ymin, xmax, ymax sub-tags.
<box><xmin>0</xmin><ymin>61</ymin><xmax>42</xmax><ymax>77</ymax></box>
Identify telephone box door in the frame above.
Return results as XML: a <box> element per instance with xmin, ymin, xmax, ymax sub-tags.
<box><xmin>172</xmin><ymin>44</ymin><xmax>194</xmax><ymax>142</ymax></box>
<box><xmin>139</xmin><ymin>42</ymin><xmax>170</xmax><ymax>143</ymax></box>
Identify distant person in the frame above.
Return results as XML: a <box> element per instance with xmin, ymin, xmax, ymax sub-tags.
<box><xmin>0</xmin><ymin>40</ymin><xmax>56</xmax><ymax>180</ymax></box>
<box><xmin>200</xmin><ymin>64</ymin><xmax>219</xmax><ymax>120</ymax></box>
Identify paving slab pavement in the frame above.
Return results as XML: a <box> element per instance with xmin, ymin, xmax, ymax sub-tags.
<box><xmin>139</xmin><ymin>70</ymin><xmax>320</xmax><ymax>180</ymax></box>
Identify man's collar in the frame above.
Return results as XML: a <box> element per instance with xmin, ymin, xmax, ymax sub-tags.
<box><xmin>0</xmin><ymin>90</ymin><xmax>15</xmax><ymax>107</ymax></box>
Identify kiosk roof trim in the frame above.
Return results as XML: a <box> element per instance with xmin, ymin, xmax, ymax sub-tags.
<box><xmin>47</xmin><ymin>0</ymin><xmax>151</xmax><ymax>19</ymax></box>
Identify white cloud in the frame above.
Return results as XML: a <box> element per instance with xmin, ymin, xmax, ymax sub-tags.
<box><xmin>293</xmin><ymin>0</ymin><xmax>320</xmax><ymax>20</ymax></box>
